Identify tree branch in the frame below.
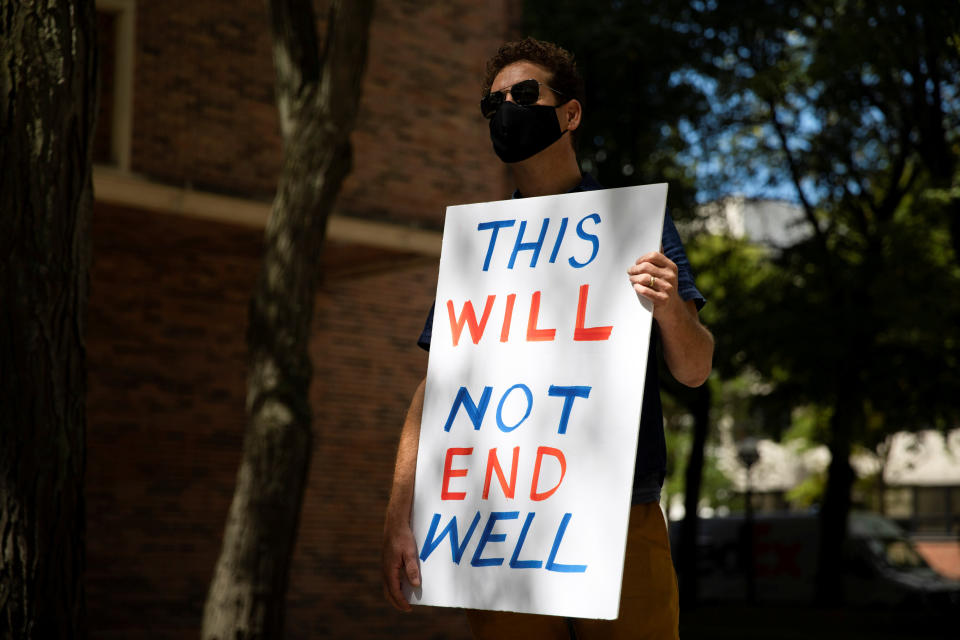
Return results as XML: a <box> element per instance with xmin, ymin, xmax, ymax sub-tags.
<box><xmin>318</xmin><ymin>0</ymin><xmax>375</xmax><ymax>127</ymax></box>
<box><xmin>766</xmin><ymin>97</ymin><xmax>829</xmax><ymax>253</ymax></box>
<box><xmin>267</xmin><ymin>0</ymin><xmax>321</xmax><ymax>138</ymax></box>
<box><xmin>872</xmin><ymin>126</ymin><xmax>913</xmax><ymax>223</ymax></box>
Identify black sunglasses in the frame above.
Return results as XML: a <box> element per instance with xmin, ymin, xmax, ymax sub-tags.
<box><xmin>480</xmin><ymin>79</ymin><xmax>569</xmax><ymax>119</ymax></box>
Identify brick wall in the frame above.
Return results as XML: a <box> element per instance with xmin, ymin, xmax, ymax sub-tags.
<box><xmin>88</xmin><ymin>0</ymin><xmax>524</xmax><ymax>635</ymax></box>
<box><xmin>130</xmin><ymin>0</ymin><xmax>280</xmax><ymax>197</ymax></box>
<box><xmin>128</xmin><ymin>0</ymin><xmax>516</xmax><ymax>228</ymax></box>
<box><xmin>86</xmin><ymin>202</ymin><xmax>468</xmax><ymax>638</ymax></box>
<box><xmin>339</xmin><ymin>0</ymin><xmax>515</xmax><ymax>227</ymax></box>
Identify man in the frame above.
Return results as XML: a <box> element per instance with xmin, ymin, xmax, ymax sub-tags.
<box><xmin>382</xmin><ymin>37</ymin><xmax>713</xmax><ymax>639</ymax></box>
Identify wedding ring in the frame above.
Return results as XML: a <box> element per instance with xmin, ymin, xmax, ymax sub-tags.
<box><xmin>649</xmin><ymin>275</ymin><xmax>656</xmax><ymax>288</ymax></box>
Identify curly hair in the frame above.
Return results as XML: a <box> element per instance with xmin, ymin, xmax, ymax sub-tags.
<box><xmin>482</xmin><ymin>37</ymin><xmax>585</xmax><ymax>109</ymax></box>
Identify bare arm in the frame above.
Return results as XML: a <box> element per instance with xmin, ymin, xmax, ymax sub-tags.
<box><xmin>655</xmin><ymin>298</ymin><xmax>714</xmax><ymax>387</ymax></box>
<box><xmin>381</xmin><ymin>377</ymin><xmax>425</xmax><ymax>611</ymax></box>
<box><xmin>628</xmin><ymin>252</ymin><xmax>714</xmax><ymax>387</ymax></box>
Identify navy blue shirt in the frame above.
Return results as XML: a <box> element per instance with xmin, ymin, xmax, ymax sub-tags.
<box><xmin>418</xmin><ymin>173</ymin><xmax>705</xmax><ymax>503</ymax></box>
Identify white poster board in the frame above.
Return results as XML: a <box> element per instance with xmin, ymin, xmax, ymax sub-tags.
<box><xmin>409</xmin><ymin>184</ymin><xmax>667</xmax><ymax>619</ymax></box>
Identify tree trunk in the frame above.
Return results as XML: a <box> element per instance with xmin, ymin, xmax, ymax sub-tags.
<box><xmin>201</xmin><ymin>1</ymin><xmax>374</xmax><ymax>638</ymax></box>
<box><xmin>678</xmin><ymin>383</ymin><xmax>710</xmax><ymax>608</ymax></box>
<box><xmin>815</xmin><ymin>393</ymin><xmax>859</xmax><ymax>606</ymax></box>
<box><xmin>0</xmin><ymin>1</ymin><xmax>98</xmax><ymax>637</ymax></box>
<box><xmin>876</xmin><ymin>435</ymin><xmax>891</xmax><ymax>516</ymax></box>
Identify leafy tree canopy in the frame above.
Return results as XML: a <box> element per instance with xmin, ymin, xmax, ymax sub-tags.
<box><xmin>526</xmin><ymin>0</ymin><xmax>960</xmax><ymax>446</ymax></box>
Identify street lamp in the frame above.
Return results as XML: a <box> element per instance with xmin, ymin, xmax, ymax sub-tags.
<box><xmin>737</xmin><ymin>437</ymin><xmax>760</xmax><ymax>604</ymax></box>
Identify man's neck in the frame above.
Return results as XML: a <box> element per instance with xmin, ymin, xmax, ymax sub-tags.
<box><xmin>510</xmin><ymin>138</ymin><xmax>582</xmax><ymax>197</ymax></box>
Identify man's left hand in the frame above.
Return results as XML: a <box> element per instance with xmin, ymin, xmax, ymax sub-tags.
<box><xmin>627</xmin><ymin>251</ymin><xmax>683</xmax><ymax>321</ymax></box>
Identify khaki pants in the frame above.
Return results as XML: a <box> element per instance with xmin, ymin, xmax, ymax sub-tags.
<box><xmin>466</xmin><ymin>503</ymin><xmax>679</xmax><ymax>640</ymax></box>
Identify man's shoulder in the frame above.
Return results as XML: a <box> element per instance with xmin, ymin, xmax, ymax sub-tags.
<box><xmin>575</xmin><ymin>172</ymin><xmax>603</xmax><ymax>192</ymax></box>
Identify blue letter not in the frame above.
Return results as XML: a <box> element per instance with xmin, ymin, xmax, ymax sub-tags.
<box><xmin>548</xmin><ymin>385</ymin><xmax>591</xmax><ymax>434</ymax></box>
<box><xmin>443</xmin><ymin>386</ymin><xmax>492</xmax><ymax>432</ymax></box>
<box><xmin>496</xmin><ymin>384</ymin><xmax>533</xmax><ymax>433</ymax></box>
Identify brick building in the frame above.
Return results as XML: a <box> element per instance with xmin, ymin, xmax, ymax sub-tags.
<box><xmin>87</xmin><ymin>1</ymin><xmax>519</xmax><ymax>637</ymax></box>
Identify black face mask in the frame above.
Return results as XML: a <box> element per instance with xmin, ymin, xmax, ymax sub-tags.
<box><xmin>489</xmin><ymin>101</ymin><xmax>565</xmax><ymax>163</ymax></box>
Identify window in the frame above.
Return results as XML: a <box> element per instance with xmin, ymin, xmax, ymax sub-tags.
<box><xmin>93</xmin><ymin>0</ymin><xmax>135</xmax><ymax>170</ymax></box>
<box><xmin>915</xmin><ymin>487</ymin><xmax>948</xmax><ymax>517</ymax></box>
<box><xmin>883</xmin><ymin>487</ymin><xmax>912</xmax><ymax>519</ymax></box>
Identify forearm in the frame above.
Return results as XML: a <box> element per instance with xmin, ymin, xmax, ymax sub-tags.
<box><xmin>657</xmin><ymin>300</ymin><xmax>714</xmax><ymax>387</ymax></box>
<box><xmin>382</xmin><ymin>377</ymin><xmax>425</xmax><ymax>609</ymax></box>
<box><xmin>385</xmin><ymin>377</ymin><xmax>425</xmax><ymax>528</ymax></box>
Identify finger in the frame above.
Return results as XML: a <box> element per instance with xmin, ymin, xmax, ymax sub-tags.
<box><xmin>627</xmin><ymin>259</ymin><xmax>676</xmax><ymax>277</ymax></box>
<box><xmin>629</xmin><ymin>267</ymin><xmax>673</xmax><ymax>282</ymax></box>
<box><xmin>386</xmin><ymin>565</ymin><xmax>412</xmax><ymax>611</ymax></box>
<box><xmin>633</xmin><ymin>282</ymin><xmax>670</xmax><ymax>303</ymax></box>
<box><xmin>382</xmin><ymin>563</ymin><xmax>401</xmax><ymax>610</ymax></box>
<box><xmin>627</xmin><ymin>262</ymin><xmax>659</xmax><ymax>276</ymax></box>
<box><xmin>629</xmin><ymin>271</ymin><xmax>676</xmax><ymax>291</ymax></box>
<box><xmin>404</xmin><ymin>549</ymin><xmax>421</xmax><ymax>587</ymax></box>
<box><xmin>634</xmin><ymin>252</ymin><xmax>676</xmax><ymax>270</ymax></box>
<box><xmin>633</xmin><ymin>279</ymin><xmax>673</xmax><ymax>296</ymax></box>
<box><xmin>383</xmin><ymin>582</ymin><xmax>402</xmax><ymax>611</ymax></box>
<box><xmin>383</xmin><ymin>554</ymin><xmax>412</xmax><ymax>611</ymax></box>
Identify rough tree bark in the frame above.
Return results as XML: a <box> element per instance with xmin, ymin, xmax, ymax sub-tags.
<box><xmin>201</xmin><ymin>1</ymin><xmax>374</xmax><ymax>638</ymax></box>
<box><xmin>0</xmin><ymin>1</ymin><xmax>99</xmax><ymax>637</ymax></box>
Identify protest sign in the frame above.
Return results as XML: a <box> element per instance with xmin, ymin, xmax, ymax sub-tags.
<box><xmin>408</xmin><ymin>184</ymin><xmax>667</xmax><ymax>619</ymax></box>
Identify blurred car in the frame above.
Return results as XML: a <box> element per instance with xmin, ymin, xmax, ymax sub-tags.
<box><xmin>670</xmin><ymin>510</ymin><xmax>960</xmax><ymax>608</ymax></box>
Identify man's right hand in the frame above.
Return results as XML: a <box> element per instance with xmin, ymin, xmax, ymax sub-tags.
<box><xmin>382</xmin><ymin>377</ymin><xmax>426</xmax><ymax>611</ymax></box>
<box><xmin>382</xmin><ymin>518</ymin><xmax>421</xmax><ymax>612</ymax></box>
